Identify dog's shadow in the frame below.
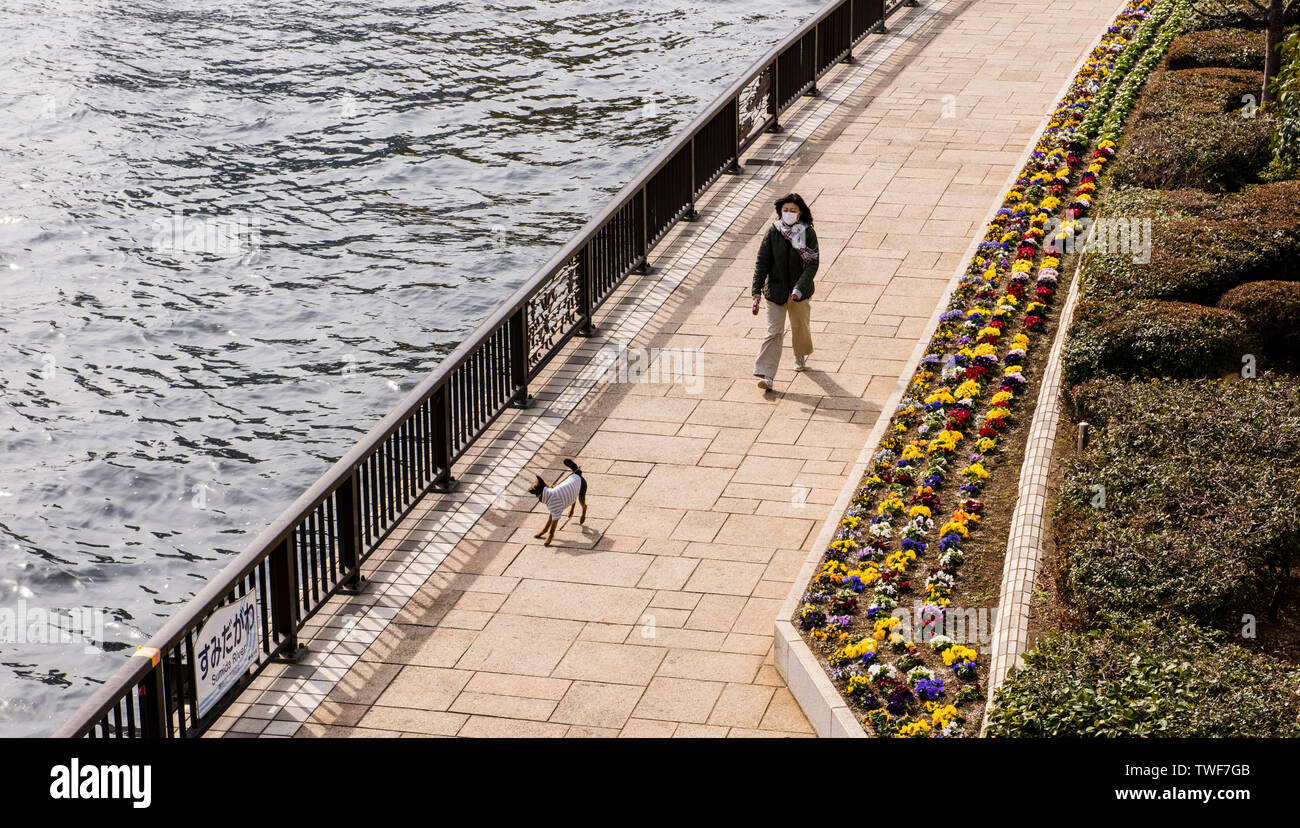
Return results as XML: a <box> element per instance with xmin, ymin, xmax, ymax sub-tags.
<box><xmin>564</xmin><ymin>522</ymin><xmax>603</xmax><ymax>548</ymax></box>
<box><xmin>548</xmin><ymin>520</ymin><xmax>602</xmax><ymax>553</ymax></box>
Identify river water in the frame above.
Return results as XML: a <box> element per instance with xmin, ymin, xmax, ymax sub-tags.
<box><xmin>0</xmin><ymin>0</ymin><xmax>823</xmax><ymax>735</ymax></box>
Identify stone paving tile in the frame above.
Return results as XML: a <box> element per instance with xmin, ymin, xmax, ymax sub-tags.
<box><xmin>707</xmin><ymin>682</ymin><xmax>778</xmax><ymax>729</ymax></box>
<box><xmin>458</xmin><ymin>716</ymin><xmax>570</xmax><ymax>738</ymax></box>
<box><xmin>219</xmin><ymin>0</ymin><xmax>1125</xmax><ymax>739</ymax></box>
<box><xmin>356</xmin><ymin>706</ymin><xmax>469</xmax><ymax>736</ymax></box>
<box><xmin>549</xmin><ymin>681</ymin><xmax>646</xmax><ymax>729</ymax></box>
<box><xmin>619</xmin><ymin>718</ymin><xmax>679</xmax><ymax>738</ymax></box>
<box><xmin>631</xmin><ymin>677</ymin><xmax>725</xmax><ymax>724</ymax></box>
<box><xmin>758</xmin><ymin>688</ymin><xmax>817</xmax><ymax>734</ymax></box>
<box><xmin>551</xmin><ymin>640</ymin><xmax>667</xmax><ymax>685</ymax></box>
<box><xmin>684</xmin><ymin>593</ymin><xmax>748</xmax><ymax>632</ymax></box>
<box><xmin>449</xmin><ymin>692</ymin><xmax>559</xmax><ymax>721</ymax></box>
<box><xmin>656</xmin><ymin>650</ymin><xmax>764</xmax><ymax>684</ymax></box>
<box><xmin>373</xmin><ymin>666</ymin><xmax>473</xmax><ymax>712</ymax></box>
<box><xmin>461</xmin><ymin>671</ymin><xmax>572</xmax><ymax>700</ymax></box>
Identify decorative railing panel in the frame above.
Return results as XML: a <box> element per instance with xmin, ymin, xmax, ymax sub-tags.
<box><xmin>738</xmin><ymin>68</ymin><xmax>774</xmax><ymax>150</ymax></box>
<box><xmin>527</xmin><ymin>257</ymin><xmax>582</xmax><ymax>373</ymax></box>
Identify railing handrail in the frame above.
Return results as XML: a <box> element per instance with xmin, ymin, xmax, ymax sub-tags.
<box><xmin>55</xmin><ymin>0</ymin><xmax>911</xmax><ymax>739</ymax></box>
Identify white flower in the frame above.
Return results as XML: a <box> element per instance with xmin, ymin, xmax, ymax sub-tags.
<box><xmin>927</xmin><ymin>572</ymin><xmax>956</xmax><ymax>591</ymax></box>
<box><xmin>868</xmin><ymin>663</ymin><xmax>898</xmax><ymax>682</ymax></box>
<box><xmin>906</xmin><ymin>666</ymin><xmax>935</xmax><ymax>686</ymax></box>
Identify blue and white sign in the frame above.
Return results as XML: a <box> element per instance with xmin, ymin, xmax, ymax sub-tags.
<box><xmin>195</xmin><ymin>592</ymin><xmax>260</xmax><ymax>718</ymax></box>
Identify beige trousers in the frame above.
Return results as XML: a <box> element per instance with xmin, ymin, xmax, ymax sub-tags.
<box><xmin>753</xmin><ymin>298</ymin><xmax>812</xmax><ymax>378</ymax></box>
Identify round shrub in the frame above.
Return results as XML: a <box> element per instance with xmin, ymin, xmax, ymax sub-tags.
<box><xmin>1167</xmin><ymin>28</ymin><xmax>1265</xmax><ymax>70</ymax></box>
<box><xmin>1218</xmin><ymin>280</ymin><xmax>1300</xmax><ymax>366</ymax></box>
<box><xmin>1061</xmin><ymin>299</ymin><xmax>1258</xmax><ymax>384</ymax></box>
<box><xmin>1132</xmin><ymin>67</ymin><xmax>1264</xmax><ymax>119</ymax></box>
<box><xmin>1072</xmin><ymin>182</ymin><xmax>1300</xmax><ymax>306</ymax></box>
<box><xmin>1180</xmin><ymin>0</ymin><xmax>1270</xmax><ymax>34</ymax></box>
<box><xmin>1112</xmin><ymin>113</ymin><xmax>1273</xmax><ymax>192</ymax></box>
<box><xmin>1111</xmin><ymin>67</ymin><xmax>1272</xmax><ymax>192</ymax></box>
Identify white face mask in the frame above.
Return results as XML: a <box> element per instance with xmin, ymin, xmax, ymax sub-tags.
<box><xmin>781</xmin><ymin>210</ymin><xmax>799</xmax><ymax>225</ymax></box>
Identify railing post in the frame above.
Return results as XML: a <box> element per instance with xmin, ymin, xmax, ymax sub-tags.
<box><xmin>509</xmin><ymin>307</ymin><xmax>530</xmax><ymax>407</ymax></box>
<box><xmin>844</xmin><ymin>2</ymin><xmax>856</xmax><ymax>62</ymax></box>
<box><xmin>138</xmin><ymin>668</ymin><xmax>166</xmax><ymax>739</ymax></box>
<box><xmin>577</xmin><ymin>244</ymin><xmax>595</xmax><ymax>335</ymax></box>
<box><xmin>337</xmin><ymin>476</ymin><xmax>364</xmax><ymax>593</ymax></box>
<box><xmin>637</xmin><ymin>186</ymin><xmax>653</xmax><ymax>273</ymax></box>
<box><xmin>808</xmin><ymin>29</ymin><xmax>820</xmax><ymax>96</ymax></box>
<box><xmin>878</xmin><ymin>0</ymin><xmax>889</xmax><ymax>33</ymax></box>
<box><xmin>725</xmin><ymin>100</ymin><xmax>742</xmax><ymax>175</ymax></box>
<box><xmin>767</xmin><ymin>60</ymin><xmax>783</xmax><ymax>133</ymax></box>
<box><xmin>432</xmin><ymin>384</ymin><xmax>454</xmax><ymax>491</ymax></box>
<box><xmin>685</xmin><ymin>134</ymin><xmax>698</xmax><ymax>221</ymax></box>
<box><xmin>269</xmin><ymin>536</ymin><xmax>305</xmax><ymax>662</ymax></box>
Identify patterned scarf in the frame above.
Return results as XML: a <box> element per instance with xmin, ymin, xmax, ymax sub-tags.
<box><xmin>773</xmin><ymin>219</ymin><xmax>819</xmax><ymax>265</ymax></box>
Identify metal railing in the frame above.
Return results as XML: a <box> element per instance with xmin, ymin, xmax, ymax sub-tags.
<box><xmin>54</xmin><ymin>0</ymin><xmax>913</xmax><ymax>739</ymax></box>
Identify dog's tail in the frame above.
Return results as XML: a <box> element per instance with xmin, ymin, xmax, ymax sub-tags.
<box><xmin>564</xmin><ymin>458</ymin><xmax>587</xmax><ymax>500</ymax></box>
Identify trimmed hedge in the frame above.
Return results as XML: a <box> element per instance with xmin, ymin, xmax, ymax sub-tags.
<box><xmin>1167</xmin><ymin>28</ymin><xmax>1265</xmax><ymax>70</ymax></box>
<box><xmin>992</xmin><ymin>377</ymin><xmax>1300</xmax><ymax>737</ymax></box>
<box><xmin>1068</xmin><ymin>182</ymin><xmax>1300</xmax><ymax>308</ymax></box>
<box><xmin>1061</xmin><ymin>298</ymin><xmax>1257</xmax><ymax>383</ymax></box>
<box><xmin>1111</xmin><ymin>67</ymin><xmax>1272</xmax><ymax>191</ymax></box>
<box><xmin>1131</xmin><ymin>66</ymin><xmax>1263</xmax><ymax>119</ymax></box>
<box><xmin>986</xmin><ymin>619</ymin><xmax>1300</xmax><ymax>737</ymax></box>
<box><xmin>1054</xmin><ymin>376</ymin><xmax>1300</xmax><ymax>630</ymax></box>
<box><xmin>1180</xmin><ymin>0</ymin><xmax>1269</xmax><ymax>33</ymax></box>
<box><xmin>1218</xmin><ymin>280</ymin><xmax>1300</xmax><ymax>366</ymax></box>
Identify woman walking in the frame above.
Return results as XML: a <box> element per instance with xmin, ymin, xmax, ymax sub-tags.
<box><xmin>751</xmin><ymin>192</ymin><xmax>818</xmax><ymax>391</ymax></box>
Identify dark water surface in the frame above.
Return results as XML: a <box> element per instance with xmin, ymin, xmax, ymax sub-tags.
<box><xmin>0</xmin><ymin>0</ymin><xmax>822</xmax><ymax>735</ymax></box>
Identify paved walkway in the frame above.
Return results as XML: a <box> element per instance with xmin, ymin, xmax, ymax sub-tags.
<box><xmin>208</xmin><ymin>0</ymin><xmax>1124</xmax><ymax>738</ymax></box>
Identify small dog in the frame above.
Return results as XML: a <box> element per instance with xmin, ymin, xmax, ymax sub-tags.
<box><xmin>528</xmin><ymin>458</ymin><xmax>588</xmax><ymax>546</ymax></box>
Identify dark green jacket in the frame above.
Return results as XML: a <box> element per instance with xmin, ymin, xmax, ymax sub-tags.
<box><xmin>752</xmin><ymin>223</ymin><xmax>818</xmax><ymax>305</ymax></box>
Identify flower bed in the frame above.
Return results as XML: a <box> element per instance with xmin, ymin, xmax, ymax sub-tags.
<box><xmin>793</xmin><ymin>0</ymin><xmax>1179</xmax><ymax>737</ymax></box>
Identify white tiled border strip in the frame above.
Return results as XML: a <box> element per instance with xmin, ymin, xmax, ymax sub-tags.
<box><xmin>773</xmin><ymin>0</ymin><xmax>1132</xmax><ymax>738</ymax></box>
<box><xmin>215</xmin><ymin>2</ymin><xmax>938</xmax><ymax>737</ymax></box>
